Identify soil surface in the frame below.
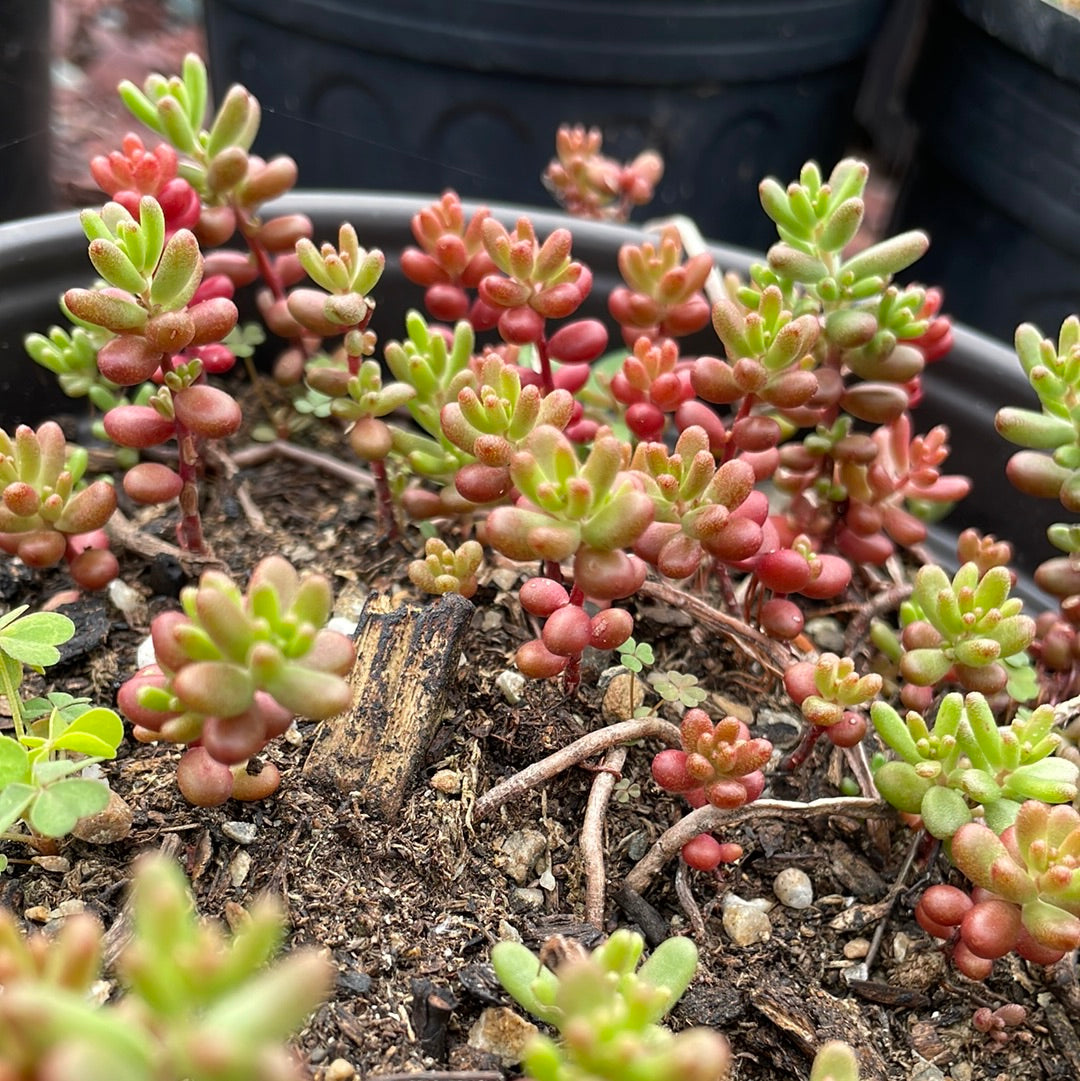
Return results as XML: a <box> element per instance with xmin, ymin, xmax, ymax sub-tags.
<box><xmin>5</xmin><ymin>390</ymin><xmax>1080</xmax><ymax>1081</ymax></box>
<box><xmin>23</xmin><ymin>3</ymin><xmax>1080</xmax><ymax>1081</ymax></box>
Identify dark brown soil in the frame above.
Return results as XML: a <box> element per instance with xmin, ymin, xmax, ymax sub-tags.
<box><xmin>2</xmin><ymin>407</ymin><xmax>1078</xmax><ymax>1081</ymax></box>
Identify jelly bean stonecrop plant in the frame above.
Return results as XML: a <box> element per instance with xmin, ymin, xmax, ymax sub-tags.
<box><xmin>118</xmin><ymin>556</ymin><xmax>355</xmax><ymax>806</ymax></box>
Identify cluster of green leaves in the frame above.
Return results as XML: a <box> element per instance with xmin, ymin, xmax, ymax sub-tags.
<box><xmin>0</xmin><ymin>607</ymin><xmax>122</xmax><ymax>868</ymax></box>
<box><xmin>871</xmin><ymin>692</ymin><xmax>1078</xmax><ymax>839</ymax></box>
<box><xmin>491</xmin><ymin>930</ymin><xmax>860</xmax><ymax>1081</ymax></box>
<box><xmin>492</xmin><ymin>931</ymin><xmax>728</xmax><ymax>1081</ymax></box>
<box><xmin>0</xmin><ymin>853</ymin><xmax>332</xmax><ymax>1081</ymax></box>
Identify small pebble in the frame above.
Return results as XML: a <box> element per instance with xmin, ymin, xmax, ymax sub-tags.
<box><xmin>283</xmin><ymin>720</ymin><xmax>304</xmax><ymax>746</ymax></box>
<box><xmin>135</xmin><ymin>634</ymin><xmax>157</xmax><ymax>670</ymax></box>
<box><xmin>804</xmin><ymin>616</ymin><xmax>845</xmax><ymax>653</ymax></box>
<box><xmin>892</xmin><ymin>930</ymin><xmax>913</xmax><ymax>962</ymax></box>
<box><xmin>489</xmin><ymin>568</ymin><xmax>519</xmax><ymax>591</ymax></box>
<box><xmin>222</xmin><ymin>821</ymin><xmax>257</xmax><ymax>845</ymax></box>
<box><xmin>496</xmin><ymin>669</ymin><xmax>527</xmax><ymax>705</ymax></box>
<box><xmin>229</xmin><ymin>850</ymin><xmax>251</xmax><ymax>887</ymax></box>
<box><xmin>773</xmin><ymin>868</ymin><xmax>814</xmax><ymax>910</ymax></box>
<box><xmin>107</xmin><ymin>578</ymin><xmax>147</xmax><ymax>624</ymax></box>
<box><xmin>843</xmin><ymin>937</ymin><xmax>870</xmax><ymax>960</ymax></box>
<box><xmin>497</xmin><ymin>920</ymin><xmax>522</xmax><ymax>943</ymax></box>
<box><xmin>430</xmin><ymin>769</ymin><xmax>462</xmax><ymax>795</ymax></box>
<box><xmin>601</xmin><ymin>670</ymin><xmax>649</xmax><ymax>722</ymax></box>
<box><xmin>23</xmin><ymin>906</ymin><xmax>49</xmax><ymax>923</ymax></box>
<box><xmin>323</xmin><ymin>1058</ymin><xmax>355</xmax><ymax>1081</ymax></box>
<box><xmin>223</xmin><ymin>900</ymin><xmax>249</xmax><ymax>932</ymax></box>
<box><xmin>498</xmin><ymin>829</ymin><xmax>546</xmax><ymax>885</ymax></box>
<box><xmin>510</xmin><ymin>887</ymin><xmax>545</xmax><ymax>912</ymax></box>
<box><xmin>71</xmin><ymin>789</ymin><xmax>134</xmax><ymax>845</ymax></box>
<box><xmin>327</xmin><ymin>616</ymin><xmax>358</xmax><ymax>638</ymax></box>
<box><xmin>468</xmin><ymin>1007</ymin><xmax>538</xmax><ymax>1066</ymax></box>
<box><xmin>721</xmin><ymin>894</ymin><xmax>773</xmax><ymax>946</ymax></box>
<box><xmin>54</xmin><ymin>899</ymin><xmax>85</xmax><ymax>918</ymax></box>
<box><xmin>842</xmin><ymin>962</ymin><xmax>869</xmax><ymax>984</ymax></box>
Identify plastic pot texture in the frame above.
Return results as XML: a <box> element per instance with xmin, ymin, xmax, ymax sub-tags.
<box><xmin>0</xmin><ymin>1</ymin><xmax>52</xmax><ymax>222</ymax></box>
<box><xmin>203</xmin><ymin>0</ymin><xmax>888</xmax><ymax>249</ymax></box>
<box><xmin>890</xmin><ymin>0</ymin><xmax>1080</xmax><ymax>343</ymax></box>
<box><xmin>0</xmin><ymin>191</ymin><xmax>1057</xmax><ymax>591</ymax></box>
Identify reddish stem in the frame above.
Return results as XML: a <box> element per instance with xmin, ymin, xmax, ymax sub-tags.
<box><xmin>783</xmin><ymin>723</ymin><xmax>825</xmax><ymax>772</ymax></box>
<box><xmin>370</xmin><ymin>458</ymin><xmax>398</xmax><ymax>540</ymax></box>
<box><xmin>174</xmin><ymin>423</ymin><xmax>206</xmax><ymax>552</ymax></box>
<box><xmin>536</xmin><ymin>334</ymin><xmax>554</xmax><ymax>394</ymax></box>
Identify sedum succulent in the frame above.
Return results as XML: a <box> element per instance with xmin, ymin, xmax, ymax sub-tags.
<box><xmin>898</xmin><ymin>562</ymin><xmax>1035</xmax><ymax>695</ymax></box>
<box><xmin>952</xmin><ymin>800</ymin><xmax>1080</xmax><ymax>957</ymax></box>
<box><xmin>871</xmin><ymin>692</ymin><xmax>1078</xmax><ymax>838</ymax></box>
<box><xmin>118</xmin><ymin>556</ymin><xmax>355</xmax><ymax>804</ymax></box>
<box><xmin>0</xmin><ymin>422</ymin><xmax>118</xmax><ymax>589</ymax></box>
<box><xmin>0</xmin><ymin>853</ymin><xmax>332</xmax><ymax>1081</ymax></box>
<box><xmin>492</xmin><ymin>930</ymin><xmax>728</xmax><ymax>1081</ymax></box>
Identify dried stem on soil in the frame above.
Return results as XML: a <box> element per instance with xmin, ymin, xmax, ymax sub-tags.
<box><xmin>471</xmin><ymin>718</ymin><xmax>682</xmax><ymax>822</ymax></box>
<box><xmin>843</xmin><ymin>582</ymin><xmax>914</xmax><ymax>658</ymax></box>
<box><xmin>581</xmin><ymin>745</ymin><xmax>627</xmax><ymax>928</ymax></box>
<box><xmin>637</xmin><ymin>579</ymin><xmax>793</xmax><ymax>677</ymax></box>
<box><xmin>623</xmin><ymin>796</ymin><xmax>889</xmax><ymax>895</ymax></box>
<box><xmin>230</xmin><ymin>439</ymin><xmax>375</xmax><ymax>488</ymax></box>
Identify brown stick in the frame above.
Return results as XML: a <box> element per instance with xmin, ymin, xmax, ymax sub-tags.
<box><xmin>622</xmin><ymin>796</ymin><xmax>889</xmax><ymax>895</ymax></box>
<box><xmin>229</xmin><ymin>439</ymin><xmax>374</xmax><ymax>488</ymax></box>
<box><xmin>582</xmin><ymin>745</ymin><xmax>627</xmax><ymax>929</ymax></box>
<box><xmin>842</xmin><ymin>582</ymin><xmax>914</xmax><ymax>658</ymax></box>
<box><xmin>636</xmin><ymin>579</ymin><xmax>793</xmax><ymax>677</ymax></box>
<box><xmin>471</xmin><ymin>718</ymin><xmax>682</xmax><ymax>823</ymax></box>
<box><xmin>104</xmin><ymin>508</ymin><xmax>224</xmax><ymax>572</ymax></box>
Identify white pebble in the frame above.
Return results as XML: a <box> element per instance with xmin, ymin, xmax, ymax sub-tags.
<box><xmin>222</xmin><ymin>821</ymin><xmax>257</xmax><ymax>845</ymax></box>
<box><xmin>496</xmin><ymin>669</ymin><xmax>527</xmax><ymax>705</ymax></box>
<box><xmin>773</xmin><ymin>868</ymin><xmax>814</xmax><ymax>909</ymax></box>
<box><xmin>135</xmin><ymin>634</ymin><xmax>157</xmax><ymax>670</ymax></box>
<box><xmin>721</xmin><ymin>893</ymin><xmax>773</xmax><ymax>945</ymax></box>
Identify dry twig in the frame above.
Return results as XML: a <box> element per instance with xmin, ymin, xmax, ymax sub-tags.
<box><xmin>471</xmin><ymin>718</ymin><xmax>681</xmax><ymax>823</ymax></box>
<box><xmin>581</xmin><ymin>745</ymin><xmax>627</xmax><ymax>929</ymax></box>
<box><xmin>623</xmin><ymin>796</ymin><xmax>889</xmax><ymax>895</ymax></box>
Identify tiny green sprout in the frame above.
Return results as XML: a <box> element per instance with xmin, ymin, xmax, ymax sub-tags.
<box><xmin>618</xmin><ymin>637</ymin><xmax>655</xmax><ymax>674</ymax></box>
<box><xmin>650</xmin><ymin>669</ymin><xmax>708</xmax><ymax>709</ymax></box>
<box><xmin>492</xmin><ymin>930</ymin><xmax>729</xmax><ymax>1081</ymax></box>
<box><xmin>0</xmin><ymin>608</ymin><xmax>122</xmax><ymax>864</ymax></box>
<box><xmin>871</xmin><ymin>692</ymin><xmax>1079</xmax><ymax>838</ymax></box>
<box><xmin>613</xmin><ymin>777</ymin><xmax>641</xmax><ymax>803</ymax></box>
<box><xmin>899</xmin><ymin>562</ymin><xmax>1035</xmax><ymax>695</ymax></box>
<box><xmin>0</xmin><ymin>853</ymin><xmax>333</xmax><ymax>1080</ymax></box>
<box><xmin>408</xmin><ymin>536</ymin><xmax>484</xmax><ymax>599</ymax></box>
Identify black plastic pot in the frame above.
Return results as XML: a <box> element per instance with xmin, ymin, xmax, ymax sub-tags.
<box><xmin>203</xmin><ymin>0</ymin><xmax>888</xmax><ymax>249</ymax></box>
<box><xmin>0</xmin><ymin>1</ymin><xmax>52</xmax><ymax>223</ymax></box>
<box><xmin>890</xmin><ymin>0</ymin><xmax>1080</xmax><ymax>343</ymax></box>
<box><xmin>0</xmin><ymin>191</ymin><xmax>1057</xmax><ymax>595</ymax></box>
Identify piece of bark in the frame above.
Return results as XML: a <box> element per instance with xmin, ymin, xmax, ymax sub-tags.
<box><xmin>303</xmin><ymin>592</ymin><xmax>473</xmax><ymax>818</ymax></box>
<box><xmin>411</xmin><ymin>977</ymin><xmax>459</xmax><ymax>1061</ymax></box>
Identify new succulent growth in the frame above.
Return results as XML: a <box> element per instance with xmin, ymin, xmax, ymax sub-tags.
<box><xmin>118</xmin><ymin>556</ymin><xmax>355</xmax><ymax>804</ymax></box>
<box><xmin>0</xmin><ymin>853</ymin><xmax>332</xmax><ymax>1080</ymax></box>
<box><xmin>492</xmin><ymin>930</ymin><xmax>729</xmax><ymax>1081</ymax></box>
<box><xmin>0</xmin><ymin>422</ymin><xmax>118</xmax><ymax>589</ymax></box>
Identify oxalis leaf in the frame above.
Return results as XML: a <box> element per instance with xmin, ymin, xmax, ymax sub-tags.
<box><xmin>28</xmin><ymin>779</ymin><xmax>110</xmax><ymax>837</ymax></box>
<box><xmin>0</xmin><ymin>610</ymin><xmax>75</xmax><ymax>668</ymax></box>
<box><xmin>0</xmin><ymin>736</ymin><xmax>30</xmax><ymax>787</ymax></box>
<box><xmin>0</xmin><ymin>783</ymin><xmax>36</xmax><ymax>835</ymax></box>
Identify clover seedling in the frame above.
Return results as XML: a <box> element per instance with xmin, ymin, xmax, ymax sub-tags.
<box><xmin>0</xmin><ymin>607</ymin><xmax>123</xmax><ymax>866</ymax></box>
